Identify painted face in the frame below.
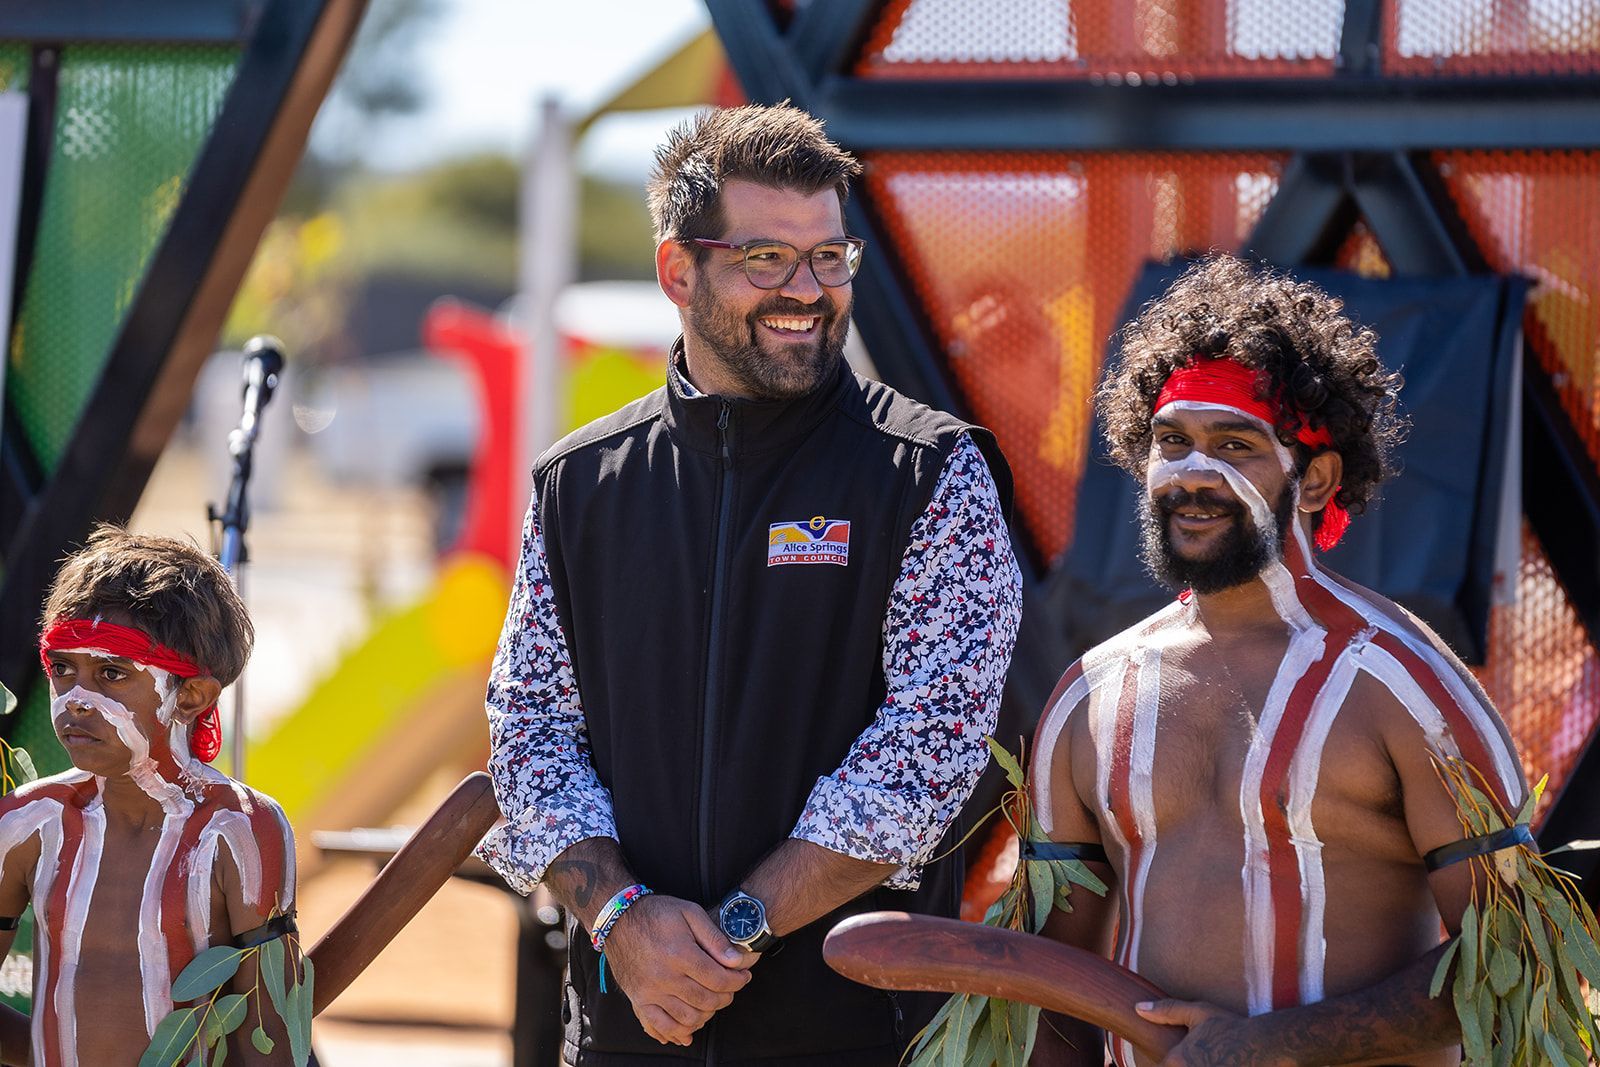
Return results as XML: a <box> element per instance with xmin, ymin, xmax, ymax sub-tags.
<box><xmin>1140</xmin><ymin>405</ymin><xmax>1297</xmax><ymax>594</ymax></box>
<box><xmin>44</xmin><ymin>647</ymin><xmax>177</xmax><ymax>778</ymax></box>
<box><xmin>685</xmin><ymin>180</ymin><xmax>854</xmax><ymax>400</ymax></box>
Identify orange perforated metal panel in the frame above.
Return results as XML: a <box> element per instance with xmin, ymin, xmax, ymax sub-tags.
<box><xmin>864</xmin><ymin>151</ymin><xmax>1285</xmax><ymax>562</ymax></box>
<box><xmin>1385</xmin><ymin>0</ymin><xmax>1600</xmax><ymax>76</ymax></box>
<box><xmin>1475</xmin><ymin>526</ymin><xmax>1600</xmax><ymax>825</ymax></box>
<box><xmin>1437</xmin><ymin>152</ymin><xmax>1600</xmax><ymax>469</ymax></box>
<box><xmin>855</xmin><ymin>0</ymin><xmax>1343</xmax><ymax>80</ymax></box>
<box><xmin>1332</xmin><ymin>218</ymin><xmax>1392</xmax><ymax>279</ymax></box>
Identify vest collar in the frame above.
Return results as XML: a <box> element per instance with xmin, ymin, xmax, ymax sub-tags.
<box><xmin>663</xmin><ymin>336</ymin><xmax>851</xmax><ymax>456</ymax></box>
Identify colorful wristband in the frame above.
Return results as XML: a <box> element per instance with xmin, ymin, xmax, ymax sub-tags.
<box><xmin>591</xmin><ymin>883</ymin><xmax>652</xmax><ymax>953</ymax></box>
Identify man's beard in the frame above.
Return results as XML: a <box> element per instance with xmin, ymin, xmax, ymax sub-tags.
<box><xmin>686</xmin><ymin>283</ymin><xmax>851</xmax><ymax>400</ymax></box>
<box><xmin>1139</xmin><ymin>482</ymin><xmax>1296</xmax><ymax>595</ymax></box>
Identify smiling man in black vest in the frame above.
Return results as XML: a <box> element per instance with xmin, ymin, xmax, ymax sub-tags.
<box><xmin>478</xmin><ymin>103</ymin><xmax>1023</xmax><ymax>1066</ymax></box>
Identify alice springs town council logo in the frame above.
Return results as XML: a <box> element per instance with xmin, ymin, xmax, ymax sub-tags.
<box><xmin>767</xmin><ymin>516</ymin><xmax>851</xmax><ymax>567</ymax></box>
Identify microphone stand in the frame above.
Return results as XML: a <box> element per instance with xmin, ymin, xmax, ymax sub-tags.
<box><xmin>209</xmin><ymin>335</ymin><xmax>286</xmax><ymax>782</ymax></box>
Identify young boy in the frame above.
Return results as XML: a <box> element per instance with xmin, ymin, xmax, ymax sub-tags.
<box><xmin>0</xmin><ymin>526</ymin><xmax>296</xmax><ymax>1065</ymax></box>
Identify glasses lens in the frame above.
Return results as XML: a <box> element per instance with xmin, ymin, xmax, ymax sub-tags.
<box><xmin>809</xmin><ymin>242</ymin><xmax>861</xmax><ymax>286</ymax></box>
<box><xmin>743</xmin><ymin>243</ymin><xmax>798</xmax><ymax>289</ymax></box>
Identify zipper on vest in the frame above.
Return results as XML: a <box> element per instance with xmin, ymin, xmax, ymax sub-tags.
<box><xmin>700</xmin><ymin>401</ymin><xmax>735</xmax><ymax>1067</ymax></box>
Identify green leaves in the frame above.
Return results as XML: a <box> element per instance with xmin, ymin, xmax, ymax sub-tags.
<box><xmin>172</xmin><ymin>946</ymin><xmax>245</xmax><ymax>1002</ymax></box>
<box><xmin>0</xmin><ymin>684</ymin><xmax>14</xmax><ymax>718</ymax></box>
<box><xmin>138</xmin><ymin>1008</ymin><xmax>200</xmax><ymax>1067</ymax></box>
<box><xmin>985</xmin><ymin>736</ymin><xmax>1026</xmax><ymax>791</ymax></box>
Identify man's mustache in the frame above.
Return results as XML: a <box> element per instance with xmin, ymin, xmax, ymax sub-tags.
<box><xmin>753</xmin><ymin>297</ymin><xmax>836</xmax><ymax>321</ymax></box>
<box><xmin>1151</xmin><ymin>487</ymin><xmax>1246</xmax><ymax>520</ymax></box>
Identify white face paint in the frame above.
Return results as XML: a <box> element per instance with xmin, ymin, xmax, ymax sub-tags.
<box><xmin>50</xmin><ymin>686</ymin><xmax>190</xmax><ymax>815</ymax></box>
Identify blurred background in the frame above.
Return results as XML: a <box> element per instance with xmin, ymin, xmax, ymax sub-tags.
<box><xmin>2</xmin><ymin>1</ymin><xmax>1599</xmax><ymax>1064</ymax></box>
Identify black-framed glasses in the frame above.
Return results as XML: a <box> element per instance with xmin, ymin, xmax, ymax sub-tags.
<box><xmin>690</xmin><ymin>236</ymin><xmax>866</xmax><ymax>290</ymax></box>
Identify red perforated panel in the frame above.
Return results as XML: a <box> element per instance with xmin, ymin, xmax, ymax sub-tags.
<box><xmin>1385</xmin><ymin>0</ymin><xmax>1600</xmax><ymax>76</ymax></box>
<box><xmin>1475</xmin><ymin>526</ymin><xmax>1600</xmax><ymax>825</ymax></box>
<box><xmin>855</xmin><ymin>0</ymin><xmax>1342</xmax><ymax>80</ymax></box>
<box><xmin>865</xmin><ymin>151</ymin><xmax>1284</xmax><ymax>561</ymax></box>
<box><xmin>1438</xmin><ymin>152</ymin><xmax>1600</xmax><ymax>469</ymax></box>
<box><xmin>1332</xmin><ymin>218</ymin><xmax>1392</xmax><ymax>279</ymax></box>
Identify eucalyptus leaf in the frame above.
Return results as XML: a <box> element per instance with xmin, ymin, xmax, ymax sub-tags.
<box><xmin>1454</xmin><ymin>965</ymin><xmax>1487</xmax><ymax>1064</ymax></box>
<box><xmin>212</xmin><ymin>1039</ymin><xmax>227</xmax><ymax>1067</ymax></box>
<box><xmin>250</xmin><ymin>1028</ymin><xmax>274</xmax><ymax>1055</ymax></box>
<box><xmin>1487</xmin><ymin>940</ymin><xmax>1520</xmax><ymax>997</ymax></box>
<box><xmin>172</xmin><ymin>947</ymin><xmax>245</xmax><ymax>1002</ymax></box>
<box><xmin>960</xmin><ymin>1011</ymin><xmax>996</xmax><ymax>1067</ymax></box>
<box><xmin>1522</xmin><ymin>895</ymin><xmax>1554</xmax><ymax>973</ymax></box>
<box><xmin>1431</xmin><ymin>936</ymin><xmax>1459</xmax><ymax>999</ymax></box>
<box><xmin>11</xmin><ymin>748</ymin><xmax>36</xmax><ymax>785</ymax></box>
<box><xmin>1052</xmin><ymin>859</ymin><xmax>1108</xmax><ymax>897</ymax></box>
<box><xmin>285</xmin><ymin>976</ymin><xmax>310</xmax><ymax>1067</ymax></box>
<box><xmin>139</xmin><ymin>1007</ymin><xmax>200</xmax><ymax>1067</ymax></box>
<box><xmin>0</xmin><ymin>684</ymin><xmax>14</xmax><ymax>717</ymax></box>
<box><xmin>260</xmin><ymin>938</ymin><xmax>289</xmax><ymax>1030</ymax></box>
<box><xmin>1027</xmin><ymin>860</ymin><xmax>1053</xmax><ymax>933</ymax></box>
<box><xmin>985</xmin><ymin>737</ymin><xmax>1026</xmax><ymax>791</ymax></box>
<box><xmin>1460</xmin><ymin>905</ymin><xmax>1479</xmax><ymax>989</ymax></box>
<box><xmin>204</xmin><ymin>994</ymin><xmax>248</xmax><ymax>1043</ymax></box>
<box><xmin>940</xmin><ymin>995</ymin><xmax>970</xmax><ymax>1067</ymax></box>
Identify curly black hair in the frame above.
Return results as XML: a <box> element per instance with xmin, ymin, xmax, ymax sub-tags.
<box><xmin>1096</xmin><ymin>254</ymin><xmax>1406</xmax><ymax>522</ymax></box>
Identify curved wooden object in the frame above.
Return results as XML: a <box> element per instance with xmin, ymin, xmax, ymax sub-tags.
<box><xmin>307</xmin><ymin>771</ymin><xmax>501</xmax><ymax>1014</ymax></box>
<box><xmin>824</xmin><ymin>912</ymin><xmax>1184</xmax><ymax>1060</ymax></box>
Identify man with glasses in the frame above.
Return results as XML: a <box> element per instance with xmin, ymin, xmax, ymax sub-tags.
<box><xmin>478</xmin><ymin>103</ymin><xmax>1023</xmax><ymax>1065</ymax></box>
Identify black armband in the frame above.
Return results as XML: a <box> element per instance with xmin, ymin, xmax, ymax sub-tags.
<box><xmin>231</xmin><ymin>911</ymin><xmax>298</xmax><ymax>949</ymax></box>
<box><xmin>0</xmin><ymin>916</ymin><xmax>18</xmax><ymax>931</ymax></box>
<box><xmin>1021</xmin><ymin>840</ymin><xmax>1109</xmax><ymax>865</ymax></box>
<box><xmin>1423</xmin><ymin>824</ymin><xmax>1535</xmax><ymax>872</ymax></box>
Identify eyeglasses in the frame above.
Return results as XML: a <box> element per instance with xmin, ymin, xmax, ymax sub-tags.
<box><xmin>689</xmin><ymin>236</ymin><xmax>866</xmax><ymax>290</ymax></box>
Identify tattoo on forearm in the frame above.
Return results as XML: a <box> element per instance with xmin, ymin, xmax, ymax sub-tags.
<box><xmin>549</xmin><ymin>857</ymin><xmax>598</xmax><ymax>907</ymax></box>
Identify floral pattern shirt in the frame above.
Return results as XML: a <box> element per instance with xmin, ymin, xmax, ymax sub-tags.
<box><xmin>477</xmin><ymin>433</ymin><xmax>1024</xmax><ymax>895</ymax></box>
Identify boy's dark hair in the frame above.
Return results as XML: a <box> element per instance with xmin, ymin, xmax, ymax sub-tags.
<box><xmin>646</xmin><ymin>102</ymin><xmax>862</xmax><ymax>251</ymax></box>
<box><xmin>41</xmin><ymin>525</ymin><xmax>254</xmax><ymax>685</ymax></box>
<box><xmin>1096</xmin><ymin>254</ymin><xmax>1407</xmax><ymax>521</ymax></box>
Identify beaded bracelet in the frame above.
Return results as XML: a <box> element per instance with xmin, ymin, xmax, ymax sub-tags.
<box><xmin>592</xmin><ymin>883</ymin><xmax>652</xmax><ymax>953</ymax></box>
<box><xmin>593</xmin><ymin>883</ymin><xmax>652</xmax><ymax>994</ymax></box>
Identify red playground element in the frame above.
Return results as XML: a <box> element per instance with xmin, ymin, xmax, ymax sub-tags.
<box><xmin>422</xmin><ymin>300</ymin><xmax>523</xmax><ymax>571</ymax></box>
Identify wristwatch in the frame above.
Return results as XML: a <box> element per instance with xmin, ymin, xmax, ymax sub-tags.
<box><xmin>718</xmin><ymin>888</ymin><xmax>780</xmax><ymax>953</ymax></box>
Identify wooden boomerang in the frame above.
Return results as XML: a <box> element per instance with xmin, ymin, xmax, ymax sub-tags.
<box><xmin>824</xmin><ymin>911</ymin><xmax>1185</xmax><ymax>1060</ymax></box>
<box><xmin>308</xmin><ymin>771</ymin><xmax>501</xmax><ymax>1015</ymax></box>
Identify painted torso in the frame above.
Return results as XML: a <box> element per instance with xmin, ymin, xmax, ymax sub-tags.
<box><xmin>0</xmin><ymin>767</ymin><xmax>294</xmax><ymax>1067</ymax></box>
<box><xmin>1033</xmin><ymin>538</ymin><xmax>1522</xmax><ymax>1067</ymax></box>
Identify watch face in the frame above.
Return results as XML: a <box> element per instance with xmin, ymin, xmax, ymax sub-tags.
<box><xmin>722</xmin><ymin>897</ymin><xmax>764</xmax><ymax>941</ymax></box>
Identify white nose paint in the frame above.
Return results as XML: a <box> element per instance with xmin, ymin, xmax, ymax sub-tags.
<box><xmin>1146</xmin><ymin>450</ymin><xmax>1280</xmax><ymax>556</ymax></box>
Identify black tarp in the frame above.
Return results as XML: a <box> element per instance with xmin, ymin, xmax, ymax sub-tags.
<box><xmin>1051</xmin><ymin>261</ymin><xmax>1528</xmax><ymax>665</ymax></box>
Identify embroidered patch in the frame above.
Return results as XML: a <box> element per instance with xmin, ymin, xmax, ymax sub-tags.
<box><xmin>768</xmin><ymin>516</ymin><xmax>850</xmax><ymax>567</ymax></box>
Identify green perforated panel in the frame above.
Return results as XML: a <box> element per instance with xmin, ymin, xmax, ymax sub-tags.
<box><xmin>2</xmin><ymin>42</ymin><xmax>241</xmax><ymax>776</ymax></box>
<box><xmin>0</xmin><ymin>44</ymin><xmax>28</xmax><ymax>91</ymax></box>
<box><xmin>6</xmin><ymin>43</ymin><xmax>239</xmax><ymax>472</ymax></box>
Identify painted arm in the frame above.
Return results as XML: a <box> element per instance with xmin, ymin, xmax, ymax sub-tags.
<box><xmin>0</xmin><ymin>812</ymin><xmax>42</xmax><ymax>1065</ymax></box>
<box><xmin>217</xmin><ymin>808</ymin><xmax>297</xmax><ymax>1065</ymax></box>
<box><xmin>783</xmin><ymin>435</ymin><xmax>1024</xmax><ymax>914</ymax></box>
<box><xmin>1029</xmin><ymin>683</ymin><xmax>1119</xmax><ymax>1067</ymax></box>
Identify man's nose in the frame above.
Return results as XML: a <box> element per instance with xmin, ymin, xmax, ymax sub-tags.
<box><xmin>1161</xmin><ymin>454</ymin><xmax>1229</xmax><ymax>492</ymax></box>
<box><xmin>778</xmin><ymin>260</ymin><xmax>824</xmax><ymax>303</ymax></box>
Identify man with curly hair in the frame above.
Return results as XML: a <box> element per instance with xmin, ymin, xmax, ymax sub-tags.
<box><xmin>1029</xmin><ymin>255</ymin><xmax>1527</xmax><ymax>1065</ymax></box>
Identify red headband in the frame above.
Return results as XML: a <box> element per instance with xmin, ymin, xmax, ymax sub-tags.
<box><xmin>39</xmin><ymin>619</ymin><xmax>223</xmax><ymax>762</ymax></box>
<box><xmin>1154</xmin><ymin>357</ymin><xmax>1349</xmax><ymax>551</ymax></box>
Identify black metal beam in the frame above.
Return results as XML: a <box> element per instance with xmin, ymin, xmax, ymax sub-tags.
<box><xmin>1336</xmin><ymin>0</ymin><xmax>1384</xmax><ymax>77</ymax></box>
<box><xmin>1348</xmin><ymin>152</ymin><xmax>1469</xmax><ymax>275</ymax></box>
<box><xmin>0</xmin><ymin>0</ymin><xmax>350</xmax><ymax>691</ymax></box>
<box><xmin>1246</xmin><ymin>153</ymin><xmax>1355</xmax><ymax>265</ymax></box>
<box><xmin>812</xmin><ymin>78</ymin><xmax>1600</xmax><ymax>151</ymax></box>
<box><xmin>0</xmin><ymin>0</ymin><xmax>265</xmax><ymax>44</ymax></box>
<box><xmin>788</xmin><ymin>0</ymin><xmax>879</xmax><ymax>86</ymax></box>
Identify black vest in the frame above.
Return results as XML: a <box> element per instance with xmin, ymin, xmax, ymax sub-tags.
<box><xmin>537</xmin><ymin>355</ymin><xmax>1012</xmax><ymax>1065</ymax></box>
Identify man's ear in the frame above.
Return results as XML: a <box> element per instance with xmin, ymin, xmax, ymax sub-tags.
<box><xmin>1298</xmin><ymin>450</ymin><xmax>1343</xmax><ymax>514</ymax></box>
<box><xmin>172</xmin><ymin>676</ymin><xmax>223</xmax><ymax>726</ymax></box>
<box><xmin>656</xmin><ymin>239</ymin><xmax>696</xmax><ymax>310</ymax></box>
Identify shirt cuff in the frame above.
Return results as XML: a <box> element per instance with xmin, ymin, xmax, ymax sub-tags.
<box><xmin>474</xmin><ymin>797</ymin><xmax>619</xmax><ymax>897</ymax></box>
<box><xmin>790</xmin><ymin>774</ymin><xmax>954</xmax><ymax>890</ymax></box>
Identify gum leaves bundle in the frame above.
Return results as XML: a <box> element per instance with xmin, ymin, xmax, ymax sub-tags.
<box><xmin>906</xmin><ymin>738</ymin><xmax>1107</xmax><ymax>1066</ymax></box>
<box><xmin>1431</xmin><ymin>757</ymin><xmax>1600</xmax><ymax>1066</ymax></box>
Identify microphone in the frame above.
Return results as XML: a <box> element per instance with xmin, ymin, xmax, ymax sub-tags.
<box><xmin>232</xmin><ymin>335</ymin><xmax>286</xmax><ymax>458</ymax></box>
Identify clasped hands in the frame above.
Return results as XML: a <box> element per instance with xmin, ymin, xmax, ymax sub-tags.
<box><xmin>601</xmin><ymin>894</ymin><xmax>759</xmax><ymax>1047</ymax></box>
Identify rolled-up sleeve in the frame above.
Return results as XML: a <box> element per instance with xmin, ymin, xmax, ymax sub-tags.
<box><xmin>476</xmin><ymin>500</ymin><xmax>618</xmax><ymax>895</ymax></box>
<box><xmin>790</xmin><ymin>434</ymin><xmax>1023</xmax><ymax>888</ymax></box>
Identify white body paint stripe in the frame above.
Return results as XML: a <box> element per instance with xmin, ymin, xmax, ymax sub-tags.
<box><xmin>1125</xmin><ymin>648</ymin><xmax>1162</xmax><ymax>973</ymax></box>
<box><xmin>1032</xmin><ymin>672</ymin><xmax>1092</xmax><ymax>836</ymax></box>
<box><xmin>138</xmin><ymin>812</ymin><xmax>187</xmax><ymax>1035</ymax></box>
<box><xmin>1285</xmin><ymin>645</ymin><xmax>1361</xmax><ymax>1005</ymax></box>
<box><xmin>54</xmin><ymin>800</ymin><xmax>104</xmax><ymax>1067</ymax></box>
<box><xmin>1237</xmin><ymin>626</ymin><xmax>1326</xmax><ymax>1016</ymax></box>
<box><xmin>6</xmin><ymin>794</ymin><xmax>68</xmax><ymax>1060</ymax></box>
<box><xmin>187</xmin><ymin>810</ymin><xmax>265</xmax><ymax>954</ymax></box>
